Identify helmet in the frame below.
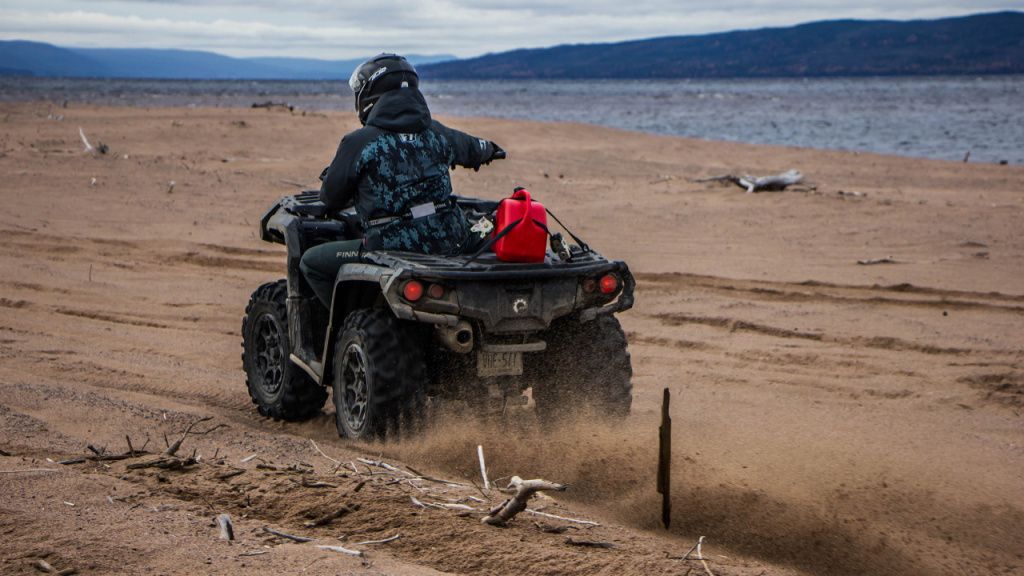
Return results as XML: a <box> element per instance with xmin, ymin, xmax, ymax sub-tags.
<box><xmin>348</xmin><ymin>53</ymin><xmax>419</xmax><ymax>124</ymax></box>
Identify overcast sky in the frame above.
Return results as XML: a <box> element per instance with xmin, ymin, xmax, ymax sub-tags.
<box><xmin>1</xmin><ymin>1</ymin><xmax>1021</xmax><ymax>59</ymax></box>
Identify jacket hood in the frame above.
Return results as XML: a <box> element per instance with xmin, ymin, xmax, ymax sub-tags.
<box><xmin>365</xmin><ymin>88</ymin><xmax>432</xmax><ymax>132</ymax></box>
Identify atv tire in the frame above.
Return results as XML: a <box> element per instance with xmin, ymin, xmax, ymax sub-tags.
<box><xmin>332</xmin><ymin>308</ymin><xmax>426</xmax><ymax>440</ymax></box>
<box><xmin>242</xmin><ymin>280</ymin><xmax>327</xmax><ymax>421</ymax></box>
<box><xmin>532</xmin><ymin>314</ymin><xmax>632</xmax><ymax>425</ymax></box>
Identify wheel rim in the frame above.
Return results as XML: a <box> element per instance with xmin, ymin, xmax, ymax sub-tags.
<box><xmin>340</xmin><ymin>342</ymin><xmax>370</xmax><ymax>433</ymax></box>
<box><xmin>254</xmin><ymin>313</ymin><xmax>284</xmax><ymax>395</ymax></box>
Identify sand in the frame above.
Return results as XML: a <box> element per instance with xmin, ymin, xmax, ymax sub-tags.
<box><xmin>0</xmin><ymin>101</ymin><xmax>1021</xmax><ymax>576</ymax></box>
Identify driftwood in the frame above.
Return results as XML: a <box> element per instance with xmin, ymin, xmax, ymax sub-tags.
<box><xmin>216</xmin><ymin>468</ymin><xmax>246</xmax><ymax>481</ymax></box>
<box><xmin>315</xmin><ymin>544</ymin><xmax>363</xmax><ymax>557</ymax></box>
<box><xmin>524</xmin><ymin>508</ymin><xmax>599</xmax><ymax>526</ymax></box>
<box><xmin>31</xmin><ymin>559</ymin><xmax>75</xmax><ymax>574</ymax></box>
<box><xmin>410</xmin><ymin>496</ymin><xmax>445</xmax><ymax>510</ymax></box>
<box><xmin>482</xmin><ymin>476</ymin><xmax>566</xmax><ymax>526</ymax></box>
<box><xmin>309</xmin><ymin>439</ymin><xmax>341</xmax><ymax>467</ymax></box>
<box><xmin>303</xmin><ymin>504</ymin><xmax>359</xmax><ymax>527</ymax></box>
<box><xmin>356</xmin><ymin>458</ymin><xmax>409</xmax><ymax>475</ymax></box>
<box><xmin>355</xmin><ymin>534</ymin><xmax>399</xmax><ymax>545</ymax></box>
<box><xmin>165</xmin><ymin>416</ymin><xmax>217</xmax><ymax>456</ymax></box>
<box><xmin>297</xmin><ymin>477</ymin><xmax>338</xmax><ymax>488</ymax></box>
<box><xmin>217</xmin><ymin>513</ymin><xmax>235</xmax><ymax>541</ymax></box>
<box><xmin>857</xmin><ymin>257</ymin><xmax>898</xmax><ymax>265</ymax></box>
<box><xmin>696</xmin><ymin>169</ymin><xmax>804</xmax><ymax>193</ymax></box>
<box><xmin>696</xmin><ymin>536</ymin><xmax>716</xmax><ymax>576</ymax></box>
<box><xmin>125</xmin><ymin>456</ymin><xmax>197</xmax><ymax>471</ymax></box>
<box><xmin>251</xmin><ymin>101</ymin><xmax>294</xmax><ymax>112</ymax></box>
<box><xmin>405</xmin><ymin>465</ymin><xmax>469</xmax><ymax>487</ymax></box>
<box><xmin>124</xmin><ymin>417</ymin><xmax>218</xmax><ymax>471</ymax></box>
<box><xmin>262</xmin><ymin>526</ymin><xmax>313</xmax><ymax>543</ymax></box>
<box><xmin>0</xmin><ymin>468</ymin><xmax>58</xmax><ymax>474</ymax></box>
<box><xmin>238</xmin><ymin>550</ymin><xmax>267</xmax><ymax>557</ymax></box>
<box><xmin>78</xmin><ymin>127</ymin><xmax>94</xmax><ymax>153</ymax></box>
<box><xmin>256</xmin><ymin>462</ymin><xmax>313</xmax><ymax>473</ymax></box>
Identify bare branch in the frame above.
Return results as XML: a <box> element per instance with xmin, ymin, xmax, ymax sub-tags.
<box><xmin>525</xmin><ymin>508</ymin><xmax>600</xmax><ymax>526</ymax></box>
<box><xmin>310</xmin><ymin>439</ymin><xmax>341</xmax><ymax>466</ymax></box>
<box><xmin>165</xmin><ymin>416</ymin><xmax>213</xmax><ymax>457</ymax></box>
<box><xmin>262</xmin><ymin>526</ymin><xmax>313</xmax><ymax>543</ymax></box>
<box><xmin>316</xmin><ymin>545</ymin><xmax>363</xmax><ymax>557</ymax></box>
<box><xmin>355</xmin><ymin>534</ymin><xmax>400</xmax><ymax>545</ymax></box>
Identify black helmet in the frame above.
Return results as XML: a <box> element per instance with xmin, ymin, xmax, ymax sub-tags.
<box><xmin>348</xmin><ymin>53</ymin><xmax>419</xmax><ymax>124</ymax></box>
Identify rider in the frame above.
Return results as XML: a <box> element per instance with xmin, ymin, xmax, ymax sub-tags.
<box><xmin>300</xmin><ymin>53</ymin><xmax>504</xmax><ymax>308</ymax></box>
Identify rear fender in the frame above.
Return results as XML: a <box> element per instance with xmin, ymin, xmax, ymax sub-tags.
<box><xmin>319</xmin><ymin>264</ymin><xmax>395</xmax><ymax>388</ymax></box>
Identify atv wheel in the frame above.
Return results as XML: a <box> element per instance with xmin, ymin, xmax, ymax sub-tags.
<box><xmin>532</xmin><ymin>314</ymin><xmax>633</xmax><ymax>424</ymax></box>
<box><xmin>242</xmin><ymin>280</ymin><xmax>327</xmax><ymax>421</ymax></box>
<box><xmin>332</xmin><ymin>309</ymin><xmax>426</xmax><ymax>440</ymax></box>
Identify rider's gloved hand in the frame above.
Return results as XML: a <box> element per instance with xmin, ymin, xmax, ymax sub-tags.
<box><xmin>485</xmin><ymin>141</ymin><xmax>506</xmax><ymax>163</ymax></box>
<box><xmin>473</xmin><ymin>141</ymin><xmax>505</xmax><ymax>171</ymax></box>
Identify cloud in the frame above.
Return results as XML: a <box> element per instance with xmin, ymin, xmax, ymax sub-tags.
<box><xmin>0</xmin><ymin>1</ymin><xmax>1020</xmax><ymax>58</ymax></box>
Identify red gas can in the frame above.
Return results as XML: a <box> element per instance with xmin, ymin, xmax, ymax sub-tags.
<box><xmin>493</xmin><ymin>188</ymin><xmax>548</xmax><ymax>263</ymax></box>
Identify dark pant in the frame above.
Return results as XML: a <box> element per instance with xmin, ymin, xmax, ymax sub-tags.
<box><xmin>299</xmin><ymin>239</ymin><xmax>364</xmax><ymax>308</ymax></box>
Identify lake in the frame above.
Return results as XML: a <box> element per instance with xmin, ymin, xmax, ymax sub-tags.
<box><xmin>2</xmin><ymin>75</ymin><xmax>1021</xmax><ymax>164</ymax></box>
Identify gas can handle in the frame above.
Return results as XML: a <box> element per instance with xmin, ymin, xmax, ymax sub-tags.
<box><xmin>512</xmin><ymin>187</ymin><xmax>531</xmax><ymax>212</ymax></box>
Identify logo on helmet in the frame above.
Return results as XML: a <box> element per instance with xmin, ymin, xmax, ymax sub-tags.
<box><xmin>367</xmin><ymin>66</ymin><xmax>388</xmax><ymax>84</ymax></box>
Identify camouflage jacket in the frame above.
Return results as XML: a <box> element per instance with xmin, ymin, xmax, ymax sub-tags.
<box><xmin>319</xmin><ymin>88</ymin><xmax>495</xmax><ymax>253</ymax></box>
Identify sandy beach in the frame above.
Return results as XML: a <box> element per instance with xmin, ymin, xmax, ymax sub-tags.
<box><xmin>0</xmin><ymin>101</ymin><xmax>1021</xmax><ymax>576</ymax></box>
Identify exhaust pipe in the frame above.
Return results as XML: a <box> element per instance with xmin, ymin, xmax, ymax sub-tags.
<box><xmin>436</xmin><ymin>320</ymin><xmax>474</xmax><ymax>354</ymax></box>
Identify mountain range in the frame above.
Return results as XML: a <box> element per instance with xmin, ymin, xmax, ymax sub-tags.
<box><xmin>0</xmin><ymin>43</ymin><xmax>453</xmax><ymax>80</ymax></box>
<box><xmin>2</xmin><ymin>11</ymin><xmax>1021</xmax><ymax>80</ymax></box>
<box><xmin>421</xmin><ymin>11</ymin><xmax>1024</xmax><ymax>79</ymax></box>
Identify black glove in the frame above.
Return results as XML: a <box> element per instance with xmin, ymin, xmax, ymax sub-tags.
<box><xmin>486</xmin><ymin>141</ymin><xmax>506</xmax><ymax>163</ymax></box>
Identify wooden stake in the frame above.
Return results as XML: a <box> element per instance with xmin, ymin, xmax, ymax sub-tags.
<box><xmin>657</xmin><ymin>387</ymin><xmax>671</xmax><ymax>529</ymax></box>
<box><xmin>477</xmin><ymin>445</ymin><xmax>489</xmax><ymax>491</ymax></box>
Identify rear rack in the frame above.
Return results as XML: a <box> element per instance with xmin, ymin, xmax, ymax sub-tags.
<box><xmin>362</xmin><ymin>250</ymin><xmax>624</xmax><ymax>281</ymax></box>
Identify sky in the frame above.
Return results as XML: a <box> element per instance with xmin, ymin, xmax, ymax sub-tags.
<box><xmin>1</xmin><ymin>1</ymin><xmax>1022</xmax><ymax>59</ymax></box>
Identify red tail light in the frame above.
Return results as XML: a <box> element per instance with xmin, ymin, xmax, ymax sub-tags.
<box><xmin>599</xmin><ymin>274</ymin><xmax>619</xmax><ymax>294</ymax></box>
<box><xmin>402</xmin><ymin>280</ymin><xmax>424</xmax><ymax>302</ymax></box>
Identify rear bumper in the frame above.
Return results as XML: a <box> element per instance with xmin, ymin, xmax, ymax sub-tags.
<box><xmin>381</xmin><ymin>260</ymin><xmax>635</xmax><ymax>332</ymax></box>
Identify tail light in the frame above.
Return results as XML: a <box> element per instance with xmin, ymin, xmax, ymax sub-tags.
<box><xmin>402</xmin><ymin>280</ymin><xmax>424</xmax><ymax>302</ymax></box>
<box><xmin>427</xmin><ymin>283</ymin><xmax>445</xmax><ymax>299</ymax></box>
<box><xmin>582</xmin><ymin>278</ymin><xmax>597</xmax><ymax>293</ymax></box>
<box><xmin>599</xmin><ymin>274</ymin><xmax>619</xmax><ymax>294</ymax></box>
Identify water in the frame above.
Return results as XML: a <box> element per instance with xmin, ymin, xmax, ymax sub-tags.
<box><xmin>2</xmin><ymin>76</ymin><xmax>1021</xmax><ymax>164</ymax></box>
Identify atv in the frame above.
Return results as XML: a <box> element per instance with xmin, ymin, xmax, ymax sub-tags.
<box><xmin>241</xmin><ymin>190</ymin><xmax>635</xmax><ymax>439</ymax></box>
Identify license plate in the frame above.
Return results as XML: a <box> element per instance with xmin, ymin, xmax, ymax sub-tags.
<box><xmin>476</xmin><ymin>351</ymin><xmax>523</xmax><ymax>377</ymax></box>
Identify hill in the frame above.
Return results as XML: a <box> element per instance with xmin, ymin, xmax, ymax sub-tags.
<box><xmin>421</xmin><ymin>11</ymin><xmax>1024</xmax><ymax>79</ymax></box>
<box><xmin>0</xmin><ymin>41</ymin><xmax>454</xmax><ymax>80</ymax></box>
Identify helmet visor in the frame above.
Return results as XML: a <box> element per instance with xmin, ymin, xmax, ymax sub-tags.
<box><xmin>348</xmin><ymin>66</ymin><xmax>364</xmax><ymax>94</ymax></box>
